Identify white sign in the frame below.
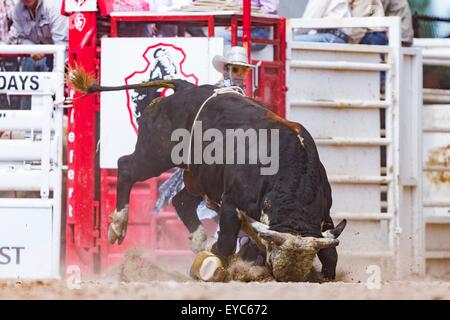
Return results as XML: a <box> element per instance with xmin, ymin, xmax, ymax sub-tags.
<box><xmin>0</xmin><ymin>207</ymin><xmax>53</xmax><ymax>279</ymax></box>
<box><xmin>65</xmin><ymin>0</ymin><xmax>97</xmax><ymax>12</ymax></box>
<box><xmin>0</xmin><ymin>72</ymin><xmax>58</xmax><ymax>93</ymax></box>
<box><xmin>100</xmin><ymin>37</ymin><xmax>224</xmax><ymax>168</ymax></box>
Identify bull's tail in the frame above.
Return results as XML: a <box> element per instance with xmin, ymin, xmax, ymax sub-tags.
<box><xmin>66</xmin><ymin>63</ymin><xmax>175</xmax><ymax>94</ymax></box>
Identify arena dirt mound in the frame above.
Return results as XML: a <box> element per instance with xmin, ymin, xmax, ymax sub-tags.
<box><xmin>119</xmin><ymin>248</ymin><xmax>190</xmax><ymax>282</ymax></box>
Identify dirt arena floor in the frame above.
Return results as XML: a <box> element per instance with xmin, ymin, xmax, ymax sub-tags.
<box><xmin>1</xmin><ymin>250</ymin><xmax>449</xmax><ymax>300</ymax></box>
<box><xmin>1</xmin><ymin>279</ymin><xmax>450</xmax><ymax>300</ymax></box>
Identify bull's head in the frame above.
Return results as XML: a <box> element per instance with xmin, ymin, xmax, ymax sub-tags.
<box><xmin>238</xmin><ymin>210</ymin><xmax>346</xmax><ymax>282</ymax></box>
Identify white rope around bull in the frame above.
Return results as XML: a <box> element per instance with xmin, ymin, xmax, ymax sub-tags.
<box><xmin>186</xmin><ymin>86</ymin><xmax>246</xmax><ymax>171</ymax></box>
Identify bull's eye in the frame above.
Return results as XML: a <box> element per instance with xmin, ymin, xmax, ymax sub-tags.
<box><xmin>263</xmin><ymin>198</ymin><xmax>272</xmax><ymax>212</ymax></box>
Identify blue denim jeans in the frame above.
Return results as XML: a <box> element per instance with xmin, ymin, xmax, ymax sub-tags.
<box><xmin>19</xmin><ymin>57</ymin><xmax>52</xmax><ymax>110</ymax></box>
<box><xmin>293</xmin><ymin>32</ymin><xmax>347</xmax><ymax>44</ymax></box>
<box><xmin>360</xmin><ymin>32</ymin><xmax>388</xmax><ymax>86</ymax></box>
<box><xmin>21</xmin><ymin>56</ymin><xmax>51</xmax><ymax>72</ymax></box>
<box><xmin>359</xmin><ymin>32</ymin><xmax>388</xmax><ymax>46</ymax></box>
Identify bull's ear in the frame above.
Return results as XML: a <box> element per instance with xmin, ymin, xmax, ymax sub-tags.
<box><xmin>313</xmin><ymin>238</ymin><xmax>339</xmax><ymax>250</ymax></box>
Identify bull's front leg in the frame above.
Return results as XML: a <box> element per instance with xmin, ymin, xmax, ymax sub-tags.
<box><xmin>211</xmin><ymin>201</ymin><xmax>241</xmax><ymax>259</ymax></box>
<box><xmin>317</xmin><ymin>247</ymin><xmax>338</xmax><ymax>280</ymax></box>
<box><xmin>172</xmin><ymin>188</ymin><xmax>207</xmax><ymax>253</ymax></box>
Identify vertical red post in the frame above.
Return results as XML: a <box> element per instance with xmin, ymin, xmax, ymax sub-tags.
<box><xmin>242</xmin><ymin>0</ymin><xmax>251</xmax><ymax>54</ymax></box>
<box><xmin>66</xmin><ymin>11</ymin><xmax>98</xmax><ymax>276</ymax></box>
<box><xmin>231</xmin><ymin>16</ymin><xmax>238</xmax><ymax>46</ymax></box>
<box><xmin>279</xmin><ymin>17</ymin><xmax>287</xmax><ymax>118</ymax></box>
<box><xmin>243</xmin><ymin>0</ymin><xmax>252</xmax><ymax>96</ymax></box>
<box><xmin>207</xmin><ymin>16</ymin><xmax>215</xmax><ymax>37</ymax></box>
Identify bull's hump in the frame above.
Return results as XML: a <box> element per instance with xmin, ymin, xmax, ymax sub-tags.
<box><xmin>265</xmin><ymin>110</ymin><xmax>302</xmax><ymax>136</ymax></box>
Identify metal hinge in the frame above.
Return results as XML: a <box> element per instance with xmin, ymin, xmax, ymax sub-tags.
<box><xmin>93</xmin><ymin>200</ymin><xmax>101</xmax><ymax>240</ymax></box>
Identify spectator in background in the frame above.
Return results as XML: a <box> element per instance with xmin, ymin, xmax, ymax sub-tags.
<box><xmin>148</xmin><ymin>0</ymin><xmax>192</xmax><ymax>37</ymax></box>
<box><xmin>0</xmin><ymin>0</ymin><xmax>17</xmax><ymax>43</ymax></box>
<box><xmin>148</xmin><ymin>0</ymin><xmax>192</xmax><ymax>12</ymax></box>
<box><xmin>231</xmin><ymin>0</ymin><xmax>279</xmax><ymax>14</ymax></box>
<box><xmin>381</xmin><ymin>0</ymin><xmax>413</xmax><ymax>46</ymax></box>
<box><xmin>114</xmin><ymin>0</ymin><xmax>153</xmax><ymax>37</ymax></box>
<box><xmin>12</xmin><ymin>0</ymin><xmax>68</xmax><ymax>70</ymax></box>
<box><xmin>294</xmin><ymin>0</ymin><xmax>352</xmax><ymax>43</ymax></box>
<box><xmin>112</xmin><ymin>0</ymin><xmax>202</xmax><ymax>38</ymax></box>
<box><xmin>0</xmin><ymin>0</ymin><xmax>20</xmax><ymax>110</ymax></box>
<box><xmin>349</xmin><ymin>0</ymin><xmax>388</xmax><ymax>45</ymax></box>
<box><xmin>112</xmin><ymin>0</ymin><xmax>150</xmax><ymax>11</ymax></box>
<box><xmin>0</xmin><ymin>0</ymin><xmax>19</xmax><ymax>69</ymax></box>
<box><xmin>216</xmin><ymin>0</ymin><xmax>279</xmax><ymax>51</ymax></box>
<box><xmin>11</xmin><ymin>0</ymin><xmax>68</xmax><ymax>109</ymax></box>
<box><xmin>349</xmin><ymin>0</ymin><xmax>388</xmax><ymax>89</ymax></box>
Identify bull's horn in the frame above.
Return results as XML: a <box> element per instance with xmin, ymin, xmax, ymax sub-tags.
<box><xmin>322</xmin><ymin>219</ymin><xmax>347</xmax><ymax>239</ymax></box>
<box><xmin>237</xmin><ymin>210</ymin><xmax>289</xmax><ymax>247</ymax></box>
<box><xmin>237</xmin><ymin>210</ymin><xmax>269</xmax><ymax>252</ymax></box>
<box><xmin>248</xmin><ymin>216</ymin><xmax>269</xmax><ymax>233</ymax></box>
<box><xmin>312</xmin><ymin>238</ymin><xmax>340</xmax><ymax>250</ymax></box>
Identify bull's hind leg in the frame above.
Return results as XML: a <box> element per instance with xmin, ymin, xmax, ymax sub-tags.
<box><xmin>110</xmin><ymin>153</ymin><xmax>169</xmax><ymax>245</ymax></box>
<box><xmin>172</xmin><ymin>189</ymin><xmax>208</xmax><ymax>252</ymax></box>
<box><xmin>317</xmin><ymin>247</ymin><xmax>338</xmax><ymax>280</ymax></box>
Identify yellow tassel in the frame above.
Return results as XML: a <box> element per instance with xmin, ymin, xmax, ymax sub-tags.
<box><xmin>65</xmin><ymin>62</ymin><xmax>96</xmax><ymax>94</ymax></box>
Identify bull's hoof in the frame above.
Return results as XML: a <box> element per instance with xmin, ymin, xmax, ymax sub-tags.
<box><xmin>189</xmin><ymin>225</ymin><xmax>208</xmax><ymax>253</ymax></box>
<box><xmin>190</xmin><ymin>251</ymin><xmax>226</xmax><ymax>282</ymax></box>
<box><xmin>108</xmin><ymin>224</ymin><xmax>119</xmax><ymax>245</ymax></box>
<box><xmin>108</xmin><ymin>206</ymin><xmax>129</xmax><ymax>245</ymax></box>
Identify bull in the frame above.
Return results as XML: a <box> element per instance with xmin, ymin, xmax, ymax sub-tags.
<box><xmin>68</xmin><ymin>68</ymin><xmax>346</xmax><ymax>281</ymax></box>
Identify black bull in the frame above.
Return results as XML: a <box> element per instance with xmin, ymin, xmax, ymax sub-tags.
<box><xmin>75</xmin><ymin>78</ymin><xmax>346</xmax><ymax>280</ymax></box>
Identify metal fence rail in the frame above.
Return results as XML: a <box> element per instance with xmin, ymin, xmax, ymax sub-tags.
<box><xmin>286</xmin><ymin>17</ymin><xmax>423</xmax><ymax>281</ymax></box>
<box><xmin>0</xmin><ymin>45</ymin><xmax>65</xmax><ymax>279</ymax></box>
<box><xmin>414</xmin><ymin>38</ymin><xmax>450</xmax><ymax>278</ymax></box>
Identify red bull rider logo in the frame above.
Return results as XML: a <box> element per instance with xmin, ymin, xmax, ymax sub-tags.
<box><xmin>125</xmin><ymin>43</ymin><xmax>199</xmax><ymax>133</ymax></box>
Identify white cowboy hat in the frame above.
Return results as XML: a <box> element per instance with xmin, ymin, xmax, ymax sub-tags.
<box><xmin>212</xmin><ymin>46</ymin><xmax>256</xmax><ymax>73</ymax></box>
